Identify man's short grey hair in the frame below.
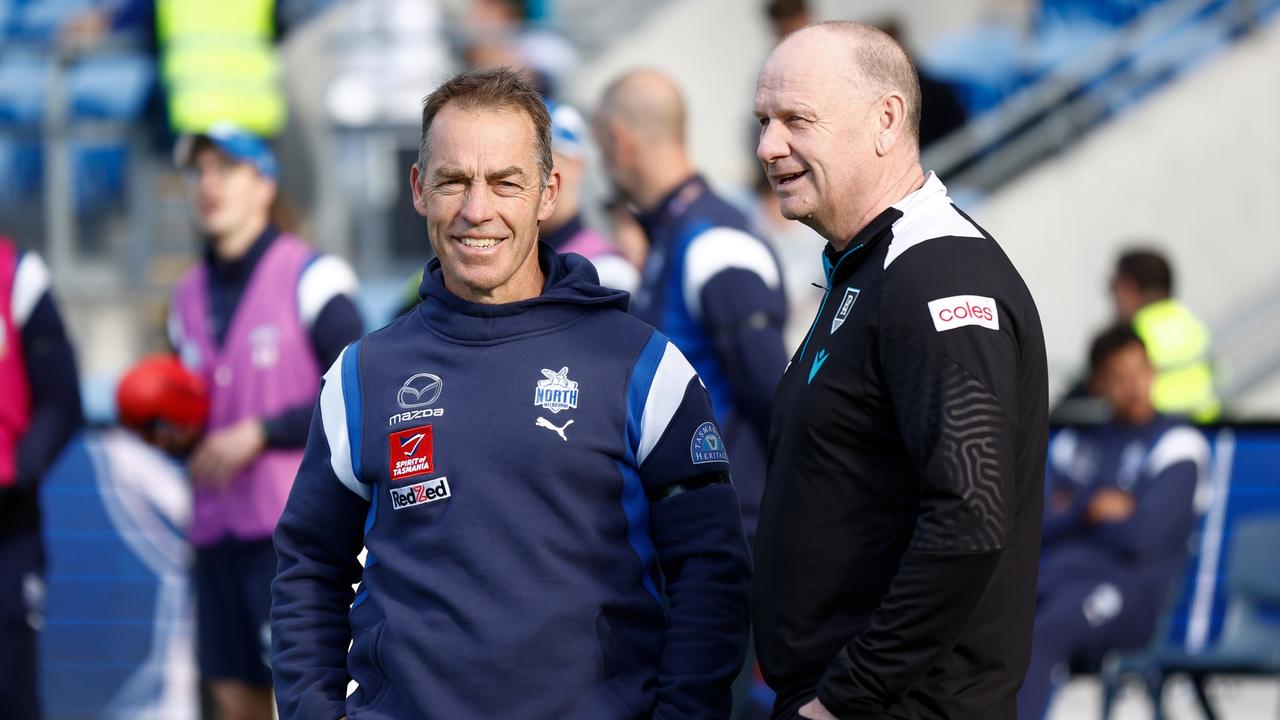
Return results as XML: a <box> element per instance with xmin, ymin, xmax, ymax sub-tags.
<box><xmin>814</xmin><ymin>20</ymin><xmax>923</xmax><ymax>142</ymax></box>
<box><xmin>417</xmin><ymin>67</ymin><xmax>554</xmax><ymax>186</ymax></box>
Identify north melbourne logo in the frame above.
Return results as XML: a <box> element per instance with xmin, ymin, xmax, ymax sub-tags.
<box><xmin>534</xmin><ymin>367</ymin><xmax>578</xmax><ymax>414</ymax></box>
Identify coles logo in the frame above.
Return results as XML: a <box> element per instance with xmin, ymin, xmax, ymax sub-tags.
<box><xmin>927</xmin><ymin>295</ymin><xmax>1000</xmax><ymax>333</ymax></box>
<box><xmin>389</xmin><ymin>476</ymin><xmax>451</xmax><ymax>511</ymax></box>
<box><xmin>388</xmin><ymin>425</ymin><xmax>434</xmax><ymax>482</ymax></box>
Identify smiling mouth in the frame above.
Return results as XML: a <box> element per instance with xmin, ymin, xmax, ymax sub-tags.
<box><xmin>457</xmin><ymin>237</ymin><xmax>503</xmax><ymax>249</ymax></box>
<box><xmin>774</xmin><ymin>170</ymin><xmax>807</xmax><ymax>187</ymax></box>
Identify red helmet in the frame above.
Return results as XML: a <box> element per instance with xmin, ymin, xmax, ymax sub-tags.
<box><xmin>116</xmin><ymin>353</ymin><xmax>210</xmax><ymax>431</ymax></box>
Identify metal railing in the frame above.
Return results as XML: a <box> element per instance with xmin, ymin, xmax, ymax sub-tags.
<box><xmin>923</xmin><ymin>0</ymin><xmax>1277</xmax><ymax>193</ymax></box>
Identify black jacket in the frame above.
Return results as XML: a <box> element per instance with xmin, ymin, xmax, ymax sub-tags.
<box><xmin>752</xmin><ymin>174</ymin><xmax>1049</xmax><ymax>719</ymax></box>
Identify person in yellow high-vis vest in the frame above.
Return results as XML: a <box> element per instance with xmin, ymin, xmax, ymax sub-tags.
<box><xmin>62</xmin><ymin>0</ymin><xmax>287</xmax><ymax>139</ymax></box>
<box><xmin>157</xmin><ymin>0</ymin><xmax>285</xmax><ymax>137</ymax></box>
<box><xmin>1111</xmin><ymin>249</ymin><xmax>1220</xmax><ymax>422</ymax></box>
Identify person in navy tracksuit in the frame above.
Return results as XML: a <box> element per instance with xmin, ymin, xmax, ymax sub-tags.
<box><xmin>0</xmin><ymin>240</ymin><xmax>84</xmax><ymax>720</ymax></box>
<box><xmin>594</xmin><ymin>70</ymin><xmax>789</xmax><ymax>538</ymax></box>
<box><xmin>1018</xmin><ymin>324</ymin><xmax>1209</xmax><ymax>719</ymax></box>
<box><xmin>271</xmin><ymin>68</ymin><xmax>751</xmax><ymax>720</ymax></box>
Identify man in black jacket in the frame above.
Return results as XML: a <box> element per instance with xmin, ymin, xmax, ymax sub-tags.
<box><xmin>751</xmin><ymin>22</ymin><xmax>1049</xmax><ymax>720</ymax></box>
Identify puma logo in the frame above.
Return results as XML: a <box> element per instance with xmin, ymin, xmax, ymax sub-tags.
<box><xmin>536</xmin><ymin>417</ymin><xmax>573</xmax><ymax>442</ymax></box>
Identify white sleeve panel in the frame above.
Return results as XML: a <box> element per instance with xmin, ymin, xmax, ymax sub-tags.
<box><xmin>681</xmin><ymin>227</ymin><xmax>781</xmax><ymax>321</ymax></box>
<box><xmin>11</xmin><ymin>251</ymin><xmax>51</xmax><ymax>328</ymax></box>
<box><xmin>636</xmin><ymin>342</ymin><xmax>697</xmax><ymax>466</ymax></box>
<box><xmin>298</xmin><ymin>255</ymin><xmax>359</xmax><ymax>330</ymax></box>
<box><xmin>1145</xmin><ymin>425</ymin><xmax>1211</xmax><ymax>513</ymax></box>
<box><xmin>319</xmin><ymin>348</ymin><xmax>370</xmax><ymax>501</ymax></box>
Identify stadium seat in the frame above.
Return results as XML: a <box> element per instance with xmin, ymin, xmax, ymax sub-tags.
<box><xmin>6</xmin><ymin>0</ymin><xmax>94</xmax><ymax>43</ymax></box>
<box><xmin>73</xmin><ymin>140</ymin><xmax>128</xmax><ymax>212</ymax></box>
<box><xmin>0</xmin><ymin>52</ymin><xmax>51</xmax><ymax>125</ymax></box>
<box><xmin>68</xmin><ymin>52</ymin><xmax>155</xmax><ymax>121</ymax></box>
<box><xmin>1100</xmin><ymin>515</ymin><xmax>1280</xmax><ymax>719</ymax></box>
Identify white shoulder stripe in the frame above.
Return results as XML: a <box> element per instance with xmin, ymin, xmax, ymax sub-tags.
<box><xmin>1049</xmin><ymin>428</ymin><xmax>1079</xmax><ymax>477</ymax></box>
<box><xmin>1146</xmin><ymin>425</ymin><xmax>1211</xmax><ymax>511</ymax></box>
<box><xmin>682</xmin><ymin>227</ymin><xmax>780</xmax><ymax>320</ymax></box>
<box><xmin>11</xmin><ymin>251</ymin><xmax>50</xmax><ymax>328</ymax></box>
<box><xmin>884</xmin><ymin>172</ymin><xmax>983</xmax><ymax>269</ymax></box>
<box><xmin>637</xmin><ymin>342</ymin><xmax>697</xmax><ymax>465</ymax></box>
<box><xmin>298</xmin><ymin>255</ymin><xmax>358</xmax><ymax>330</ymax></box>
<box><xmin>319</xmin><ymin>348</ymin><xmax>369</xmax><ymax>500</ymax></box>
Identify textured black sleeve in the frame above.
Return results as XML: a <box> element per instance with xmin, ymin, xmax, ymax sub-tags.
<box><xmin>818</xmin><ymin>241</ymin><xmax>1025</xmax><ymax>715</ymax></box>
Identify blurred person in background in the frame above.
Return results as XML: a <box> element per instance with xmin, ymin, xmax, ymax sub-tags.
<box><xmin>749</xmin><ymin>170</ymin><xmax>825</xmax><ymax>353</ymax></box>
<box><xmin>765</xmin><ymin>0</ymin><xmax>813</xmax><ymax>43</ymax></box>
<box><xmin>543</xmin><ymin>101</ymin><xmax>639</xmax><ymax>293</ymax></box>
<box><xmin>875</xmin><ymin>18</ymin><xmax>969</xmax><ymax>150</ymax></box>
<box><xmin>0</xmin><ymin>237</ymin><xmax>84</xmax><ymax>719</ymax></box>
<box><xmin>271</xmin><ymin>67</ymin><xmax>750</xmax><ymax>720</ymax></box>
<box><xmin>1019</xmin><ymin>324</ymin><xmax>1209</xmax><ymax>719</ymax></box>
<box><xmin>1111</xmin><ymin>248</ymin><xmax>1219</xmax><ymax>421</ymax></box>
<box><xmin>607</xmin><ymin>197</ymin><xmax>650</xmax><ymax>270</ymax></box>
<box><xmin>593</xmin><ymin>69</ymin><xmax>788</xmax><ymax>541</ymax></box>
<box><xmin>62</xmin><ymin>0</ymin><xmax>303</xmax><ymax>140</ymax></box>
<box><xmin>168</xmin><ymin>125</ymin><xmax>362</xmax><ymax>720</ymax></box>
<box><xmin>752</xmin><ymin>23</ymin><xmax>1047</xmax><ymax>719</ymax></box>
<box><xmin>464</xmin><ymin>0</ymin><xmax>577</xmax><ymax>97</ymax></box>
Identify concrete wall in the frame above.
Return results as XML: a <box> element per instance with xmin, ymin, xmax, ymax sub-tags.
<box><xmin>564</xmin><ymin>0</ymin><xmax>1012</xmax><ymax>192</ymax></box>
<box><xmin>973</xmin><ymin>17</ymin><xmax>1280</xmax><ymax>405</ymax></box>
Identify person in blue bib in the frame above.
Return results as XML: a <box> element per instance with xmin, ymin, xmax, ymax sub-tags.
<box><xmin>270</xmin><ymin>67</ymin><xmax>752</xmax><ymax>720</ymax></box>
<box><xmin>1018</xmin><ymin>323</ymin><xmax>1209</xmax><ymax>718</ymax></box>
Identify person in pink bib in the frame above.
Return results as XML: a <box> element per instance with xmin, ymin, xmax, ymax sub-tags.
<box><xmin>168</xmin><ymin>124</ymin><xmax>363</xmax><ymax>720</ymax></box>
<box><xmin>0</xmin><ymin>236</ymin><xmax>83</xmax><ymax>719</ymax></box>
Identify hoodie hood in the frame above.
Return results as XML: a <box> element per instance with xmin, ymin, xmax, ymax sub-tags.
<box><xmin>415</xmin><ymin>242</ymin><xmax>630</xmax><ymax>343</ymax></box>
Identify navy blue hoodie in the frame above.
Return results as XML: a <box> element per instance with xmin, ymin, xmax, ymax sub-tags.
<box><xmin>271</xmin><ymin>245</ymin><xmax>751</xmax><ymax>720</ymax></box>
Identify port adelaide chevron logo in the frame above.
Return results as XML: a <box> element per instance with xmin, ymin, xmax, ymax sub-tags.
<box><xmin>535</xmin><ymin>367</ymin><xmax>579</xmax><ymax>413</ymax></box>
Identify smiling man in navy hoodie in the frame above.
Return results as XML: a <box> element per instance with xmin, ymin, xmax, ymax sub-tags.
<box><xmin>270</xmin><ymin>68</ymin><xmax>752</xmax><ymax>720</ymax></box>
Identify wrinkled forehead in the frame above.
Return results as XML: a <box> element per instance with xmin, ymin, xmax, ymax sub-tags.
<box><xmin>756</xmin><ymin>42</ymin><xmax>863</xmax><ymax>112</ymax></box>
<box><xmin>427</xmin><ymin>105</ymin><xmax>540</xmax><ymax>169</ymax></box>
<box><xmin>755</xmin><ymin>71</ymin><xmax>862</xmax><ymax>119</ymax></box>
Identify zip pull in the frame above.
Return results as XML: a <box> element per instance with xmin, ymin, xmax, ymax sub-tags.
<box><xmin>811</xmin><ymin>282</ymin><xmax>828</xmax><ymax>291</ymax></box>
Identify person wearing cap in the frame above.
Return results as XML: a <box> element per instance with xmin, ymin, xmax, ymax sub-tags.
<box><xmin>0</xmin><ymin>236</ymin><xmax>83</xmax><ymax>719</ymax></box>
<box><xmin>543</xmin><ymin>101</ymin><xmax>639</xmax><ymax>294</ymax></box>
<box><xmin>169</xmin><ymin>124</ymin><xmax>363</xmax><ymax>720</ymax></box>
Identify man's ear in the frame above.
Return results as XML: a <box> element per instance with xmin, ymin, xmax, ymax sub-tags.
<box><xmin>410</xmin><ymin>163</ymin><xmax>427</xmax><ymax>217</ymax></box>
<box><xmin>874</xmin><ymin>90</ymin><xmax>909</xmax><ymax>156</ymax></box>
<box><xmin>538</xmin><ymin>170</ymin><xmax>561</xmax><ymax>222</ymax></box>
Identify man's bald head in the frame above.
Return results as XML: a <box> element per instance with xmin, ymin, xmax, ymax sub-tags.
<box><xmin>773</xmin><ymin>21</ymin><xmax>922</xmax><ymax>143</ymax></box>
<box><xmin>755</xmin><ymin>20</ymin><xmax>926</xmax><ymax>245</ymax></box>
<box><xmin>597</xmin><ymin>69</ymin><xmax>687</xmax><ymax>147</ymax></box>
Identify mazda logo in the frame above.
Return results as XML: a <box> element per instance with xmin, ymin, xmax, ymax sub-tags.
<box><xmin>397</xmin><ymin>373</ymin><xmax>442</xmax><ymax>408</ymax></box>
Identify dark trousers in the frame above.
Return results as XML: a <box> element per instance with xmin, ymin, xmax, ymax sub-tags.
<box><xmin>0</xmin><ymin>529</ymin><xmax>45</xmax><ymax>719</ymax></box>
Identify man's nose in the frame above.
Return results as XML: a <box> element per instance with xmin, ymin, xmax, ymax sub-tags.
<box><xmin>460</xmin><ymin>184</ymin><xmax>495</xmax><ymax>225</ymax></box>
<box><xmin>757</xmin><ymin>121</ymin><xmax>789</xmax><ymax>165</ymax></box>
